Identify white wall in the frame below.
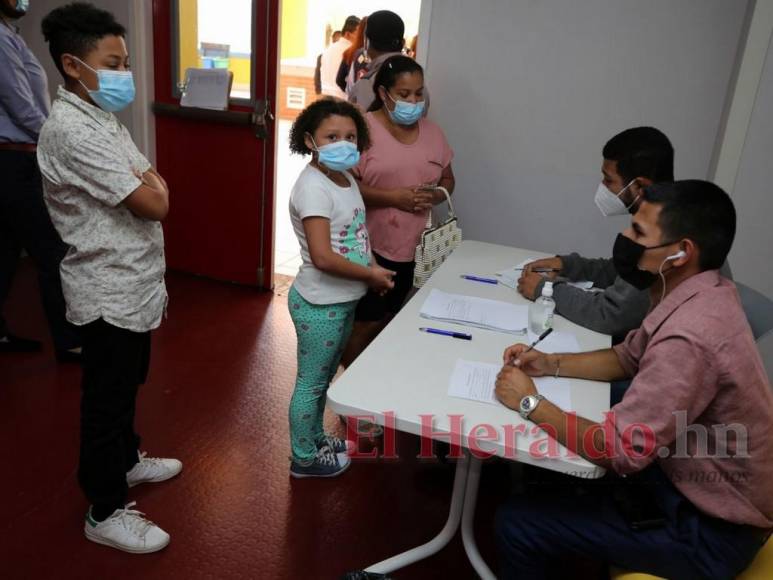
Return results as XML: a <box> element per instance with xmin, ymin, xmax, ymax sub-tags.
<box><xmin>729</xmin><ymin>32</ymin><xmax>773</xmax><ymax>298</ymax></box>
<box><xmin>423</xmin><ymin>0</ymin><xmax>749</xmax><ymax>259</ymax></box>
<box><xmin>18</xmin><ymin>0</ymin><xmax>138</xmax><ymax>138</ymax></box>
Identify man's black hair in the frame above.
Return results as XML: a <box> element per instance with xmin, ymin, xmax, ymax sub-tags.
<box><xmin>368</xmin><ymin>55</ymin><xmax>423</xmax><ymax>113</ymax></box>
<box><xmin>365</xmin><ymin>10</ymin><xmax>404</xmax><ymax>53</ymax></box>
<box><xmin>643</xmin><ymin>180</ymin><xmax>736</xmax><ymax>271</ymax></box>
<box><xmin>342</xmin><ymin>15</ymin><xmax>361</xmax><ymax>35</ymax></box>
<box><xmin>289</xmin><ymin>98</ymin><xmax>371</xmax><ymax>155</ymax></box>
<box><xmin>603</xmin><ymin>127</ymin><xmax>674</xmax><ymax>184</ymax></box>
<box><xmin>41</xmin><ymin>2</ymin><xmax>126</xmax><ymax>78</ymax></box>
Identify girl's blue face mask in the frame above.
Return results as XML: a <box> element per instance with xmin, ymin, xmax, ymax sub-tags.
<box><xmin>16</xmin><ymin>0</ymin><xmax>30</xmax><ymax>13</ymax></box>
<box><xmin>74</xmin><ymin>57</ymin><xmax>136</xmax><ymax>113</ymax></box>
<box><xmin>310</xmin><ymin>136</ymin><xmax>360</xmax><ymax>172</ymax></box>
<box><xmin>385</xmin><ymin>91</ymin><xmax>425</xmax><ymax>125</ymax></box>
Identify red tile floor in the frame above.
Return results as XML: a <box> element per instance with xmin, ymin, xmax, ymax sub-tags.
<box><xmin>1</xmin><ymin>261</ymin><xmax>528</xmax><ymax>580</ymax></box>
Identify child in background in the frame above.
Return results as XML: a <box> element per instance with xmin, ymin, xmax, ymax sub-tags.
<box><xmin>287</xmin><ymin>98</ymin><xmax>394</xmax><ymax>478</ymax></box>
<box><xmin>37</xmin><ymin>3</ymin><xmax>181</xmax><ymax>553</ymax></box>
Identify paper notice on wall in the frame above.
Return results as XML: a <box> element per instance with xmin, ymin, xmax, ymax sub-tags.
<box><xmin>180</xmin><ymin>68</ymin><xmax>233</xmax><ymax>110</ymax></box>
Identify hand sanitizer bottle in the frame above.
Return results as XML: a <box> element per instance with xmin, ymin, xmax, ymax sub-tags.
<box><xmin>529</xmin><ymin>281</ymin><xmax>555</xmax><ymax>334</ymax></box>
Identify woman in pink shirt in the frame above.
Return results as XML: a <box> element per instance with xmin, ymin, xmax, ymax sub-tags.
<box><xmin>341</xmin><ymin>55</ymin><xmax>455</xmax><ymax>369</ymax></box>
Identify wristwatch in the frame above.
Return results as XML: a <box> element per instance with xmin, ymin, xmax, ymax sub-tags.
<box><xmin>519</xmin><ymin>394</ymin><xmax>546</xmax><ymax>420</ymax></box>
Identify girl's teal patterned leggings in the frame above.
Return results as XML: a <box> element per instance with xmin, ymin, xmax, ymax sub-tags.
<box><xmin>288</xmin><ymin>285</ymin><xmax>357</xmax><ymax>463</ymax></box>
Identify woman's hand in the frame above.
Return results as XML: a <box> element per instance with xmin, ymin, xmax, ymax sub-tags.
<box><xmin>424</xmin><ymin>187</ymin><xmax>449</xmax><ymax>206</ymax></box>
<box><xmin>394</xmin><ymin>188</ymin><xmax>434</xmax><ymax>213</ymax></box>
<box><xmin>368</xmin><ymin>265</ymin><xmax>396</xmax><ymax>293</ymax></box>
<box><xmin>501</xmin><ymin>344</ymin><xmax>552</xmax><ymax>376</ymax></box>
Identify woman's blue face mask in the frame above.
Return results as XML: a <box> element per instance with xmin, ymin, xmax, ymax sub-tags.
<box><xmin>385</xmin><ymin>91</ymin><xmax>425</xmax><ymax>125</ymax></box>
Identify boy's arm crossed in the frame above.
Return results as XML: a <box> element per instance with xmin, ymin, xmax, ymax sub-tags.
<box><xmin>124</xmin><ymin>169</ymin><xmax>169</xmax><ymax>221</ymax></box>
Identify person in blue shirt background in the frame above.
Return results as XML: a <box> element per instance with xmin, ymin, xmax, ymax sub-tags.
<box><xmin>0</xmin><ymin>0</ymin><xmax>80</xmax><ymax>361</ymax></box>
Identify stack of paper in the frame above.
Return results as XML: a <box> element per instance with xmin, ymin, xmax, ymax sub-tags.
<box><xmin>496</xmin><ymin>258</ymin><xmax>594</xmax><ymax>291</ymax></box>
<box><xmin>420</xmin><ymin>289</ymin><xmax>528</xmax><ymax>335</ymax></box>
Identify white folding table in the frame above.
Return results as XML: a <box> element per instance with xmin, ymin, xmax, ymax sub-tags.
<box><xmin>328</xmin><ymin>241</ymin><xmax>612</xmax><ymax>579</ymax></box>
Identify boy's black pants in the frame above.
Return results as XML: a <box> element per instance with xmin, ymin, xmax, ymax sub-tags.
<box><xmin>79</xmin><ymin>319</ymin><xmax>149</xmax><ymax>518</ymax></box>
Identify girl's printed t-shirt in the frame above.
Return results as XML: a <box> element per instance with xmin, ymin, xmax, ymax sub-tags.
<box><xmin>290</xmin><ymin>164</ymin><xmax>371</xmax><ymax>305</ymax></box>
<box><xmin>355</xmin><ymin>112</ymin><xmax>454</xmax><ymax>263</ymax></box>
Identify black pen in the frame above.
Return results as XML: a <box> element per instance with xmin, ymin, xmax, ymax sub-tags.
<box><xmin>510</xmin><ymin>328</ymin><xmax>553</xmax><ymax>366</ymax></box>
<box><xmin>514</xmin><ymin>267</ymin><xmax>561</xmax><ymax>273</ymax></box>
<box><xmin>524</xmin><ymin>328</ymin><xmax>553</xmax><ymax>353</ymax></box>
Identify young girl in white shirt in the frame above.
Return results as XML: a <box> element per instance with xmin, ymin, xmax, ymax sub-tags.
<box><xmin>287</xmin><ymin>98</ymin><xmax>394</xmax><ymax>478</ymax></box>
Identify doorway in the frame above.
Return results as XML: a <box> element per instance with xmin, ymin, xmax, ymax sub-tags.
<box><xmin>273</xmin><ymin>0</ymin><xmax>424</xmax><ymax>288</ymax></box>
<box><xmin>151</xmin><ymin>0</ymin><xmax>278</xmax><ymax>288</ymax></box>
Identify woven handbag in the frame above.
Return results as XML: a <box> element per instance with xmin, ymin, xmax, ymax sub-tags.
<box><xmin>413</xmin><ymin>187</ymin><xmax>462</xmax><ymax>288</ymax></box>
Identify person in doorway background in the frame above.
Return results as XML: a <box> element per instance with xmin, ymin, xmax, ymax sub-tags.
<box><xmin>320</xmin><ymin>16</ymin><xmax>359</xmax><ymax>98</ymax></box>
<box><xmin>336</xmin><ymin>16</ymin><xmax>368</xmax><ymax>96</ymax></box>
<box><xmin>315</xmin><ymin>30</ymin><xmax>342</xmax><ymax>95</ymax></box>
<box><xmin>349</xmin><ymin>10</ymin><xmax>405</xmax><ymax>112</ymax></box>
<box><xmin>406</xmin><ymin>34</ymin><xmax>418</xmax><ymax>59</ymax></box>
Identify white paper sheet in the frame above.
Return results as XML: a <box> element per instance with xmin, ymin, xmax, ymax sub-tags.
<box><xmin>525</xmin><ymin>330</ymin><xmax>581</xmax><ymax>354</ymax></box>
<box><xmin>495</xmin><ymin>258</ymin><xmax>539</xmax><ymax>289</ymax></box>
<box><xmin>448</xmin><ymin>359</ymin><xmax>573</xmax><ymax>411</ymax></box>
<box><xmin>496</xmin><ymin>259</ymin><xmax>594</xmax><ymax>291</ymax></box>
<box><xmin>420</xmin><ymin>289</ymin><xmax>528</xmax><ymax>335</ymax></box>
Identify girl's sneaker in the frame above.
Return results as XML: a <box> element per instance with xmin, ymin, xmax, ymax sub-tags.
<box><xmin>290</xmin><ymin>446</ymin><xmax>351</xmax><ymax>479</ymax></box>
<box><xmin>317</xmin><ymin>434</ymin><xmax>355</xmax><ymax>455</ymax></box>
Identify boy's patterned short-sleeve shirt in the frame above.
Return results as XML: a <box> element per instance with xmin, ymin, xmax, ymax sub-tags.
<box><xmin>37</xmin><ymin>87</ymin><xmax>167</xmax><ymax>333</ymax></box>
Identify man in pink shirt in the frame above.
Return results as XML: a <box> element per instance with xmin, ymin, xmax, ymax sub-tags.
<box><xmin>494</xmin><ymin>180</ymin><xmax>772</xmax><ymax>579</ymax></box>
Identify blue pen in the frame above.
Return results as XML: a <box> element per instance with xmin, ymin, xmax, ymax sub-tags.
<box><xmin>460</xmin><ymin>274</ymin><xmax>498</xmax><ymax>285</ymax></box>
<box><xmin>419</xmin><ymin>327</ymin><xmax>472</xmax><ymax>340</ymax></box>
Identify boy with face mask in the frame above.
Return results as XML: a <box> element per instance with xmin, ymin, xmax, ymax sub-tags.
<box><xmin>37</xmin><ymin>2</ymin><xmax>181</xmax><ymax>553</ymax></box>
<box><xmin>517</xmin><ymin>127</ymin><xmax>674</xmax><ymax>340</ymax></box>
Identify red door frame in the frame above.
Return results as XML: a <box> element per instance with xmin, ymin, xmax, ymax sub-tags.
<box><xmin>261</xmin><ymin>0</ymin><xmax>279</xmax><ymax>290</ymax></box>
<box><xmin>151</xmin><ymin>0</ymin><xmax>278</xmax><ymax>289</ymax></box>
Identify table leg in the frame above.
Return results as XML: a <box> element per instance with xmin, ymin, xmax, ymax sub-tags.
<box><xmin>461</xmin><ymin>455</ymin><xmax>497</xmax><ymax>580</ymax></box>
<box><xmin>364</xmin><ymin>451</ymin><xmax>470</xmax><ymax>574</ymax></box>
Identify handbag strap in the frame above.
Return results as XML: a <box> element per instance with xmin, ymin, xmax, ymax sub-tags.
<box><xmin>424</xmin><ymin>186</ymin><xmax>455</xmax><ymax>228</ymax></box>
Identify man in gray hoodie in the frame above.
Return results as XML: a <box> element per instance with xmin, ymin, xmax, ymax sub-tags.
<box><xmin>517</xmin><ymin>127</ymin><xmax>674</xmax><ymax>341</ymax></box>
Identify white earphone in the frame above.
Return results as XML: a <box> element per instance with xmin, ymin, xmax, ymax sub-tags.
<box><xmin>657</xmin><ymin>249</ymin><xmax>687</xmax><ymax>303</ymax></box>
<box><xmin>665</xmin><ymin>250</ymin><xmax>686</xmax><ymax>261</ymax></box>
